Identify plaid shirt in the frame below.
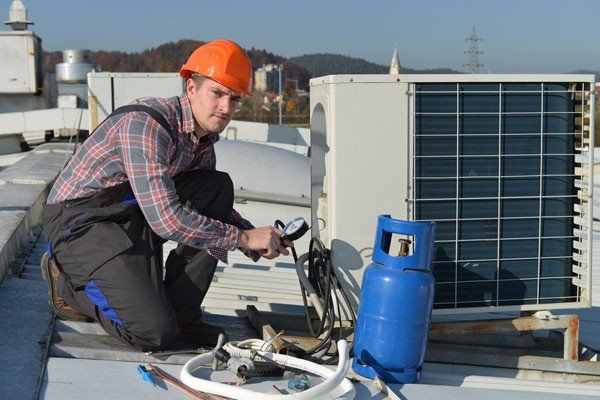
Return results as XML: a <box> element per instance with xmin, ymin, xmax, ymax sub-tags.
<box><xmin>47</xmin><ymin>94</ymin><xmax>258</xmax><ymax>264</ymax></box>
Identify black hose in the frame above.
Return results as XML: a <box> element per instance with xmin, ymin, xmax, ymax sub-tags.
<box><xmin>279</xmin><ymin>217</ymin><xmax>356</xmax><ymax>362</ymax></box>
<box><xmin>308</xmin><ymin>239</ymin><xmax>333</xmax><ymax>336</ymax></box>
<box><xmin>294</xmin><ymin>252</ymin><xmax>316</xmax><ymax>296</ymax></box>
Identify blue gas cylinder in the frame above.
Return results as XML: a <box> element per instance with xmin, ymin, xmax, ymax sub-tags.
<box><xmin>352</xmin><ymin>215</ymin><xmax>436</xmax><ymax>384</ymax></box>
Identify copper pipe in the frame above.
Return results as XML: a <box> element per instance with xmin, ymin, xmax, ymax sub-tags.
<box><xmin>147</xmin><ymin>363</ymin><xmax>228</xmax><ymax>400</ymax></box>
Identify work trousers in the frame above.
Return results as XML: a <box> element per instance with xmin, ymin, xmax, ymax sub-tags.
<box><xmin>43</xmin><ymin>170</ymin><xmax>235</xmax><ymax>351</ymax></box>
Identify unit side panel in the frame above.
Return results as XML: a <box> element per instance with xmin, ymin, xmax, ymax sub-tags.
<box><xmin>112</xmin><ymin>74</ymin><xmax>183</xmax><ymax>109</ymax></box>
<box><xmin>309</xmin><ymin>89</ymin><xmax>330</xmax><ymax>244</ymax></box>
<box><xmin>326</xmin><ymin>82</ymin><xmax>409</xmax><ymax>310</ymax></box>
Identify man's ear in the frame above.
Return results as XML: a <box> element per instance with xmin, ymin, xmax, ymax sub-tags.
<box><xmin>186</xmin><ymin>78</ymin><xmax>196</xmax><ymax>96</ymax></box>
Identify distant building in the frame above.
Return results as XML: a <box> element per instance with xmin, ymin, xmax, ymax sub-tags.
<box><xmin>389</xmin><ymin>47</ymin><xmax>401</xmax><ymax>74</ymax></box>
<box><xmin>254</xmin><ymin>64</ymin><xmax>281</xmax><ymax>93</ymax></box>
<box><xmin>254</xmin><ymin>67</ymin><xmax>266</xmax><ymax>92</ymax></box>
<box><xmin>295</xmin><ymin>88</ymin><xmax>309</xmax><ymax>98</ymax></box>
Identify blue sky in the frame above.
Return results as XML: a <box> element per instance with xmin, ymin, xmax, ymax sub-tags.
<box><xmin>10</xmin><ymin>0</ymin><xmax>600</xmax><ymax>73</ymax></box>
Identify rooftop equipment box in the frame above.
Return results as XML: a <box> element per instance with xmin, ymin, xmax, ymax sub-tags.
<box><xmin>87</xmin><ymin>72</ymin><xmax>184</xmax><ymax>130</ymax></box>
<box><xmin>0</xmin><ymin>31</ymin><xmax>42</xmax><ymax>93</ymax></box>
<box><xmin>310</xmin><ymin>74</ymin><xmax>595</xmax><ymax>314</ymax></box>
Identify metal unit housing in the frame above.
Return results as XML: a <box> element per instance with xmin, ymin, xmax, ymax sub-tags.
<box><xmin>86</xmin><ymin>72</ymin><xmax>184</xmax><ymax>131</ymax></box>
<box><xmin>310</xmin><ymin>74</ymin><xmax>595</xmax><ymax>315</ymax></box>
<box><xmin>0</xmin><ymin>30</ymin><xmax>42</xmax><ymax>94</ymax></box>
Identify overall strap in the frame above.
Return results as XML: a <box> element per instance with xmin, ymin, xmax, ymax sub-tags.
<box><xmin>106</xmin><ymin>104</ymin><xmax>175</xmax><ymax>206</ymax></box>
<box><xmin>107</xmin><ymin>104</ymin><xmax>174</xmax><ymax>136</ymax></box>
<box><xmin>59</xmin><ymin>105</ymin><xmax>176</xmax><ymax>208</ymax></box>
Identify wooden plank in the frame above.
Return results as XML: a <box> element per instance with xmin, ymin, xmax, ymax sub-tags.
<box><xmin>430</xmin><ymin>316</ymin><xmax>571</xmax><ymax>336</ymax></box>
<box><xmin>245</xmin><ymin>305</ymin><xmax>327</xmax><ymax>353</ymax></box>
<box><xmin>276</xmin><ymin>334</ymin><xmax>323</xmax><ymax>352</ymax></box>
<box><xmin>425</xmin><ymin>344</ymin><xmax>600</xmax><ymax>377</ymax></box>
<box><xmin>262</xmin><ymin>325</ymin><xmax>286</xmax><ymax>352</ymax></box>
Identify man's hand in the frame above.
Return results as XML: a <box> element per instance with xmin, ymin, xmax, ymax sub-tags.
<box><xmin>239</xmin><ymin>227</ymin><xmax>293</xmax><ymax>259</ymax></box>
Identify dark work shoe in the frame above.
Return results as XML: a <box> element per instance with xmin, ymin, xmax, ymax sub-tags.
<box><xmin>179</xmin><ymin>318</ymin><xmax>227</xmax><ymax>347</ymax></box>
<box><xmin>40</xmin><ymin>252</ymin><xmax>89</xmax><ymax>322</ymax></box>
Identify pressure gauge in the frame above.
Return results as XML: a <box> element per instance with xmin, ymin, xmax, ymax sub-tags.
<box><xmin>281</xmin><ymin>217</ymin><xmax>309</xmax><ymax>242</ymax></box>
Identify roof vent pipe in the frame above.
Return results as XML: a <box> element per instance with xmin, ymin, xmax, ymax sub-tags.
<box><xmin>4</xmin><ymin>0</ymin><xmax>33</xmax><ymax>31</ymax></box>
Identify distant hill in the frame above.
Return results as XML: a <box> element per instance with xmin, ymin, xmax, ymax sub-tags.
<box><xmin>43</xmin><ymin>41</ymin><xmax>460</xmax><ymax>93</ymax></box>
<box><xmin>290</xmin><ymin>53</ymin><xmax>388</xmax><ymax>75</ymax></box>
<box><xmin>289</xmin><ymin>53</ymin><xmax>461</xmax><ymax>77</ymax></box>
<box><xmin>43</xmin><ymin>39</ymin><xmax>313</xmax><ymax>90</ymax></box>
<box><xmin>44</xmin><ymin>41</ymin><xmax>595</xmax><ymax>93</ymax></box>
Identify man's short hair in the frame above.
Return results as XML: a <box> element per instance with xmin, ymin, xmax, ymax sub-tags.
<box><xmin>191</xmin><ymin>74</ymin><xmax>207</xmax><ymax>85</ymax></box>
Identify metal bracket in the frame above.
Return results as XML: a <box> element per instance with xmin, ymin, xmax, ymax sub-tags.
<box><xmin>430</xmin><ymin>314</ymin><xmax>580</xmax><ymax>361</ymax></box>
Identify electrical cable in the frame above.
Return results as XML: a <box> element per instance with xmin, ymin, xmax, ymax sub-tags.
<box><xmin>292</xmin><ymin>236</ymin><xmax>357</xmax><ymax>362</ymax></box>
<box><xmin>274</xmin><ymin>218</ymin><xmax>357</xmax><ymax>362</ymax></box>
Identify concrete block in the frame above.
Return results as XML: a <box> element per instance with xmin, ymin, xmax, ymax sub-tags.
<box><xmin>0</xmin><ymin>182</ymin><xmax>47</xmax><ymax>208</ymax></box>
<box><xmin>0</xmin><ymin>143</ymin><xmax>74</xmax><ymax>185</ymax></box>
<box><xmin>0</xmin><ymin>211</ymin><xmax>28</xmax><ymax>280</ymax></box>
<box><xmin>0</xmin><ymin>143</ymin><xmax>73</xmax><ymax>280</ymax></box>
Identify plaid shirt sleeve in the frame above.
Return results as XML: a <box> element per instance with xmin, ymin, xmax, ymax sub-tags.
<box><xmin>115</xmin><ymin>115</ymin><xmax>243</xmax><ymax>263</ymax></box>
<box><xmin>230</xmin><ymin>208</ymin><xmax>261</xmax><ymax>262</ymax></box>
<box><xmin>192</xmin><ymin>132</ymin><xmax>261</xmax><ymax>262</ymax></box>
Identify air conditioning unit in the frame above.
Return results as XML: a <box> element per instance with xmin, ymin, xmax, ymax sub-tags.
<box><xmin>310</xmin><ymin>74</ymin><xmax>594</xmax><ymax>315</ymax></box>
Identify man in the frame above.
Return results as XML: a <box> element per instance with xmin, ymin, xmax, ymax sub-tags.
<box><xmin>42</xmin><ymin>39</ymin><xmax>291</xmax><ymax>351</ymax></box>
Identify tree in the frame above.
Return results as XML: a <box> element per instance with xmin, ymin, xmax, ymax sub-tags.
<box><xmin>286</xmin><ymin>98</ymin><xmax>298</xmax><ymax>116</ymax></box>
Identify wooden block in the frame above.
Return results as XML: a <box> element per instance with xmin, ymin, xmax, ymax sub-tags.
<box><xmin>262</xmin><ymin>325</ymin><xmax>286</xmax><ymax>352</ymax></box>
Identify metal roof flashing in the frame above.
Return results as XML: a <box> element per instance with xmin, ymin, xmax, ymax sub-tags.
<box><xmin>310</xmin><ymin>74</ymin><xmax>596</xmax><ymax>86</ymax></box>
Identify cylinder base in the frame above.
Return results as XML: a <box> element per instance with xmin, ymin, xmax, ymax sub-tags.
<box><xmin>352</xmin><ymin>357</ymin><xmax>420</xmax><ymax>384</ymax></box>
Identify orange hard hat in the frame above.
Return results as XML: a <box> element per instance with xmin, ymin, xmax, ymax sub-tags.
<box><xmin>180</xmin><ymin>39</ymin><xmax>252</xmax><ymax>96</ymax></box>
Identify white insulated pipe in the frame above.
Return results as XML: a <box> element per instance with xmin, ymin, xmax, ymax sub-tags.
<box><xmin>180</xmin><ymin>340</ymin><xmax>355</xmax><ymax>400</ymax></box>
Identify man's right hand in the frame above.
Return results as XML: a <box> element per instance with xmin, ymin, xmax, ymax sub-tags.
<box><xmin>239</xmin><ymin>227</ymin><xmax>292</xmax><ymax>259</ymax></box>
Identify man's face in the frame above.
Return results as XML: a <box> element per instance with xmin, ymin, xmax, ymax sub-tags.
<box><xmin>186</xmin><ymin>77</ymin><xmax>242</xmax><ymax>136</ymax></box>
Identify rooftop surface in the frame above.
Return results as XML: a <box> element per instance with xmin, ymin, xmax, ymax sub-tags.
<box><xmin>1</xmin><ymin>143</ymin><xmax>600</xmax><ymax>399</ymax></box>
